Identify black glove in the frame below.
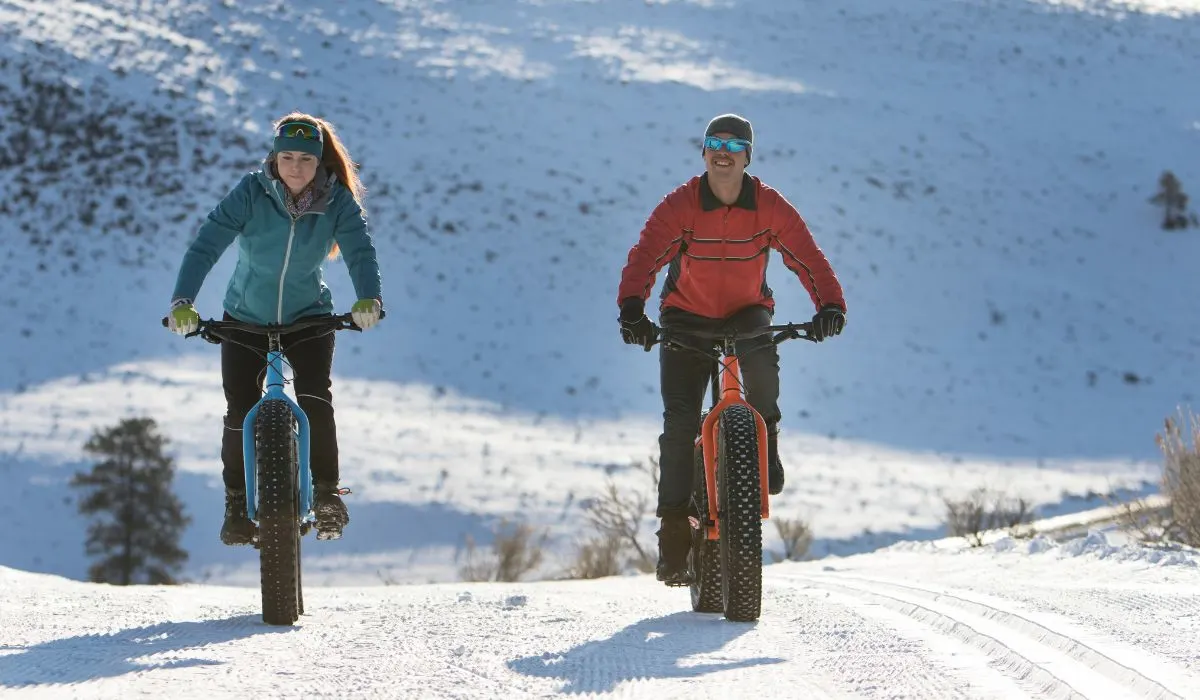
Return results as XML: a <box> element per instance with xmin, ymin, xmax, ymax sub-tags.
<box><xmin>618</xmin><ymin>297</ymin><xmax>658</xmax><ymax>351</ymax></box>
<box><xmin>811</xmin><ymin>304</ymin><xmax>845</xmax><ymax>342</ymax></box>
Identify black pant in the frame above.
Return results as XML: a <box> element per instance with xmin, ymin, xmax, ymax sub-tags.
<box><xmin>219</xmin><ymin>313</ymin><xmax>339</xmax><ymax>490</ymax></box>
<box><xmin>657</xmin><ymin>305</ymin><xmax>780</xmax><ymax>517</ymax></box>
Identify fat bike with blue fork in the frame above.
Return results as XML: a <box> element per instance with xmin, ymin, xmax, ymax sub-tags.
<box><xmin>165</xmin><ymin>310</ymin><xmax>381</xmax><ymax>625</ymax></box>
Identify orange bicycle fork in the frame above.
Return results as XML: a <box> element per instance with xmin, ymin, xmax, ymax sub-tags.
<box><xmin>697</xmin><ymin>354</ymin><xmax>770</xmax><ymax>541</ymax></box>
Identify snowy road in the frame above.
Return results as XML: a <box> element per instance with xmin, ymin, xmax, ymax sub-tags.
<box><xmin>2</xmin><ymin>534</ymin><xmax>1197</xmax><ymax>699</ymax></box>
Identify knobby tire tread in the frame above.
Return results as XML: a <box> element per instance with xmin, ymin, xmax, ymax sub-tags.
<box><xmin>690</xmin><ymin>440</ymin><xmax>723</xmax><ymax>613</ymax></box>
<box><xmin>717</xmin><ymin>404</ymin><xmax>763</xmax><ymax>622</ymax></box>
<box><xmin>256</xmin><ymin>399</ymin><xmax>301</xmax><ymax>626</ymax></box>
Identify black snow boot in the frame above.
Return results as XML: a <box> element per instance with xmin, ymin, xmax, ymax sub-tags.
<box><xmin>220</xmin><ymin>488</ymin><xmax>257</xmax><ymax>546</ymax></box>
<box><xmin>314</xmin><ymin>482</ymin><xmax>350</xmax><ymax>541</ymax></box>
<box><xmin>655</xmin><ymin>515</ymin><xmax>693</xmax><ymax>586</ymax></box>
<box><xmin>767</xmin><ymin>426</ymin><xmax>784</xmax><ymax>496</ymax></box>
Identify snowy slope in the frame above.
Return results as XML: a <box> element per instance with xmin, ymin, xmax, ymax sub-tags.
<box><xmin>1</xmin><ymin>0</ymin><xmax>1200</xmax><ymax>584</ymax></box>
<box><xmin>0</xmin><ymin>0</ymin><xmax>1197</xmax><ymax>453</ymax></box>
<box><xmin>0</xmin><ymin>358</ymin><xmax>1161</xmax><ymax>585</ymax></box>
<box><xmin>3</xmin><ymin>531</ymin><xmax>1198</xmax><ymax>699</ymax></box>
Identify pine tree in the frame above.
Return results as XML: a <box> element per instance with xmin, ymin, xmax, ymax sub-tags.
<box><xmin>71</xmin><ymin>417</ymin><xmax>190</xmax><ymax>585</ymax></box>
<box><xmin>1149</xmin><ymin>171</ymin><xmax>1192</xmax><ymax>230</ymax></box>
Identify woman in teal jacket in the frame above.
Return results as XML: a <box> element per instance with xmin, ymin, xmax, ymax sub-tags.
<box><xmin>167</xmin><ymin>112</ymin><xmax>382</xmax><ymax>545</ymax></box>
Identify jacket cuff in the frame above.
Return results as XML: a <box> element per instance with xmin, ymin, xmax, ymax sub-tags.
<box><xmin>619</xmin><ymin>297</ymin><xmax>645</xmax><ymax>322</ymax></box>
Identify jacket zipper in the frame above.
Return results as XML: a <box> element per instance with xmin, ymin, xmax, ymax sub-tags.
<box><xmin>277</xmin><ymin>219</ymin><xmax>297</xmax><ymax>323</ymax></box>
<box><xmin>268</xmin><ymin>181</ymin><xmax>325</xmax><ymax>323</ymax></box>
<box><xmin>721</xmin><ymin>209</ymin><xmax>730</xmax><ymax>314</ymax></box>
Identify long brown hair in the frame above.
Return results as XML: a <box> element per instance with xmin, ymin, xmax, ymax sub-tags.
<box><xmin>272</xmin><ymin>112</ymin><xmax>366</xmax><ymax>258</ymax></box>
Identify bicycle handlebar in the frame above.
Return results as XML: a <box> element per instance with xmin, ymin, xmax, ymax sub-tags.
<box><xmin>161</xmin><ymin>310</ymin><xmax>387</xmax><ymax>342</ymax></box>
<box><xmin>650</xmin><ymin>321</ymin><xmax>816</xmax><ymax>348</ymax></box>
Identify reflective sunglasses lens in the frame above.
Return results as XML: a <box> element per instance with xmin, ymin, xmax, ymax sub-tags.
<box><xmin>280</xmin><ymin>123</ymin><xmax>318</xmax><ymax>140</ymax></box>
<box><xmin>704</xmin><ymin>136</ymin><xmax>749</xmax><ymax>153</ymax></box>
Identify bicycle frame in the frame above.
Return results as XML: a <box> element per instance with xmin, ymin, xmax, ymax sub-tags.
<box><xmin>241</xmin><ymin>333</ymin><xmax>313</xmax><ymax>524</ymax></box>
<box><xmin>699</xmin><ymin>353</ymin><xmax>770</xmax><ymax>541</ymax></box>
<box><xmin>653</xmin><ymin>322</ymin><xmax>814</xmax><ymax>543</ymax></box>
<box><xmin>166</xmin><ymin>311</ymin><xmax>379</xmax><ymax>526</ymax></box>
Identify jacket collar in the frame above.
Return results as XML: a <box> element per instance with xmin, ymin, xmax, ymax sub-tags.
<box><xmin>259</xmin><ymin>154</ymin><xmax>337</xmax><ymax>214</ymax></box>
<box><xmin>699</xmin><ymin>172</ymin><xmax>757</xmax><ymax>211</ymax></box>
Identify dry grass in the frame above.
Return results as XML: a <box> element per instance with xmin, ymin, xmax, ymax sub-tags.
<box><xmin>1154</xmin><ymin>410</ymin><xmax>1200</xmax><ymax>546</ymax></box>
<box><xmin>459</xmin><ymin>518</ymin><xmax>549</xmax><ymax>582</ymax></box>
<box><xmin>944</xmin><ymin>487</ymin><xmax>1034</xmax><ymax>547</ymax></box>
<box><xmin>769</xmin><ymin>516</ymin><xmax>813</xmax><ymax>562</ymax></box>
<box><xmin>563</xmin><ymin>459</ymin><xmax>660</xmax><ymax>578</ymax></box>
<box><xmin>565</xmin><ymin>532</ymin><xmax>625</xmax><ymax>579</ymax></box>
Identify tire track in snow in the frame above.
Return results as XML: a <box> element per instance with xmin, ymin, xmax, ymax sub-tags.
<box><xmin>762</xmin><ymin>583</ymin><xmax>1026</xmax><ymax>699</ymax></box>
<box><xmin>438</xmin><ymin>656</ymin><xmax>537</xmax><ymax>698</ymax></box>
<box><xmin>992</xmin><ymin>586</ymin><xmax>1200</xmax><ymax>675</ymax></box>
<box><xmin>775</xmin><ymin>573</ymin><xmax>1190</xmax><ymax>700</ymax></box>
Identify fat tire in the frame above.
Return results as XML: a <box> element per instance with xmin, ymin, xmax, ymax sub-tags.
<box><xmin>255</xmin><ymin>399</ymin><xmax>302</xmax><ymax>626</ymax></box>
<box><xmin>717</xmin><ymin>404</ymin><xmax>762</xmax><ymax>622</ymax></box>
<box><xmin>297</xmin><ymin>540</ymin><xmax>304</xmax><ymax>616</ymax></box>
<box><xmin>689</xmin><ymin>440</ymin><xmax>723</xmax><ymax>613</ymax></box>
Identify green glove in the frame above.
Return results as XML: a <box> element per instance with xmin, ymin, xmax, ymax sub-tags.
<box><xmin>169</xmin><ymin>300</ymin><xmax>199</xmax><ymax>335</ymax></box>
<box><xmin>351</xmin><ymin>299</ymin><xmax>381</xmax><ymax>330</ymax></box>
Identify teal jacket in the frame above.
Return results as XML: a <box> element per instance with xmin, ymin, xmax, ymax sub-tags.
<box><xmin>172</xmin><ymin>164</ymin><xmax>382</xmax><ymax>325</ymax></box>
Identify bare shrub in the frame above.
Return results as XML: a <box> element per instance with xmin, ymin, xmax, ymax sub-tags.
<box><xmin>1110</xmin><ymin>496</ymin><xmax>1173</xmax><ymax>544</ymax></box>
<box><xmin>770</xmin><ymin>516</ymin><xmax>813</xmax><ymax>562</ymax></box>
<box><xmin>1155</xmin><ymin>410</ymin><xmax>1200</xmax><ymax>546</ymax></box>
<box><xmin>945</xmin><ymin>491</ymin><xmax>987</xmax><ymax>545</ymax></box>
<box><xmin>458</xmin><ymin>535</ymin><xmax>494</xmax><ymax>583</ymax></box>
<box><xmin>565</xmin><ymin>458</ymin><xmax>659</xmax><ymax>578</ymax></box>
<box><xmin>566</xmin><ymin>532</ymin><xmax>624</xmax><ymax>579</ymax></box>
<box><xmin>643</xmin><ymin>455</ymin><xmax>661</xmax><ymax>491</ymax></box>
<box><xmin>944</xmin><ymin>487</ymin><xmax>1035</xmax><ymax>547</ymax></box>
<box><xmin>459</xmin><ymin>518</ymin><xmax>549</xmax><ymax>582</ymax></box>
<box><xmin>995</xmin><ymin>495</ymin><xmax>1034</xmax><ymax>531</ymax></box>
<box><xmin>580</xmin><ymin>480</ymin><xmax>655</xmax><ymax>573</ymax></box>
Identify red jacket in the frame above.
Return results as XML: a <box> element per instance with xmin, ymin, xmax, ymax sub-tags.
<box><xmin>618</xmin><ymin>173</ymin><xmax>845</xmax><ymax>319</ymax></box>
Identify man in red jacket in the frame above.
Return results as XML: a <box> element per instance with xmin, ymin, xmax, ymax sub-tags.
<box><xmin>617</xmin><ymin>113</ymin><xmax>846</xmax><ymax>584</ymax></box>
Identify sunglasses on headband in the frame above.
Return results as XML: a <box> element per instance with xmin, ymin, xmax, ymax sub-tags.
<box><xmin>277</xmin><ymin>121</ymin><xmax>322</xmax><ymax>141</ymax></box>
<box><xmin>704</xmin><ymin>136</ymin><xmax>750</xmax><ymax>153</ymax></box>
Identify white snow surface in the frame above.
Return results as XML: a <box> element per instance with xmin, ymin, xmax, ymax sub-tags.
<box><xmin>3</xmin><ymin>0</ymin><xmax>1200</xmax><ymax>695</ymax></box>
<box><xmin>3</xmin><ymin>533</ymin><xmax>1199</xmax><ymax>698</ymax></box>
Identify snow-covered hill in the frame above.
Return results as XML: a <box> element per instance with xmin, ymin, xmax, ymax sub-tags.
<box><xmin>2</xmin><ymin>0</ymin><xmax>1200</xmax><ymax>585</ymax></box>
<box><xmin>3</xmin><ymin>3</ymin><xmax>1200</xmax><ymax>696</ymax></box>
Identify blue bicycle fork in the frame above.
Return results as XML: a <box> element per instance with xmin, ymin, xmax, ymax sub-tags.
<box><xmin>240</xmin><ymin>344</ymin><xmax>314</xmax><ymax>523</ymax></box>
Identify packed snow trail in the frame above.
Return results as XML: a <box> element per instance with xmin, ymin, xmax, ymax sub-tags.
<box><xmin>2</xmin><ymin>533</ymin><xmax>1197</xmax><ymax>699</ymax></box>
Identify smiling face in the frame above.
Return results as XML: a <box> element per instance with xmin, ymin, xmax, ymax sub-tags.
<box><xmin>703</xmin><ymin>131</ymin><xmax>749</xmax><ymax>179</ymax></box>
<box><xmin>276</xmin><ymin>150</ymin><xmax>320</xmax><ymax>194</ymax></box>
